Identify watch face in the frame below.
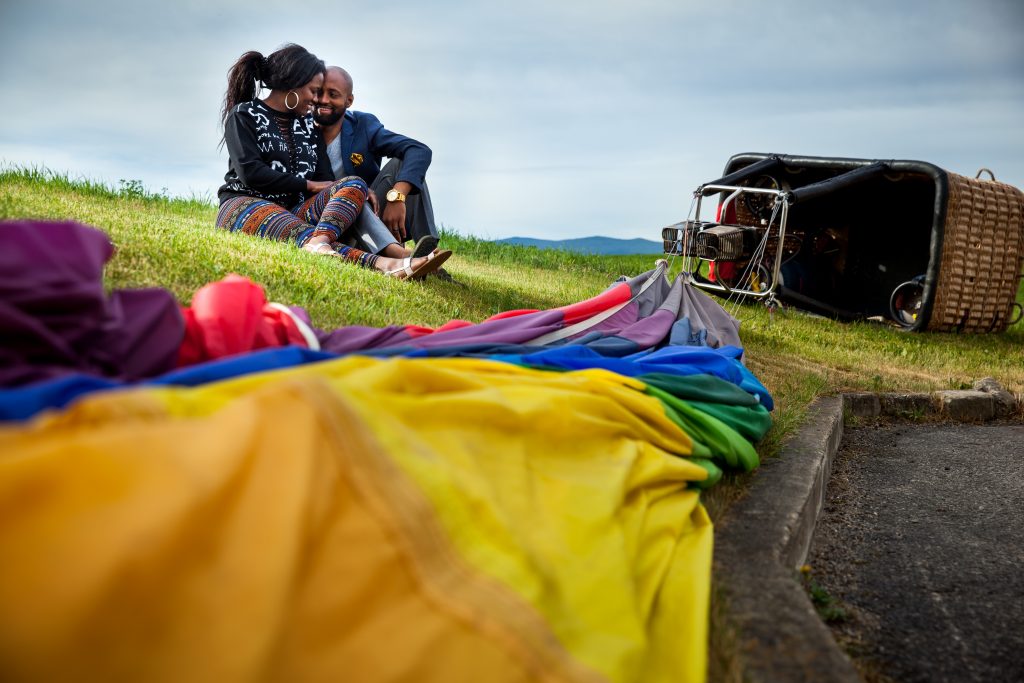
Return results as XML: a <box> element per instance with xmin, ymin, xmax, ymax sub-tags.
<box><xmin>386</xmin><ymin>190</ymin><xmax>399</xmax><ymax>202</ymax></box>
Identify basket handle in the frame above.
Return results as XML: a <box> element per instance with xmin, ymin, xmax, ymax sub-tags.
<box><xmin>1009</xmin><ymin>302</ymin><xmax>1024</xmax><ymax>326</ymax></box>
<box><xmin>975</xmin><ymin>168</ymin><xmax>996</xmax><ymax>181</ymax></box>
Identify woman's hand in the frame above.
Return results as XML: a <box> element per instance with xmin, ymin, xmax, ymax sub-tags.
<box><xmin>306</xmin><ymin>179</ymin><xmax>335</xmax><ymax>193</ymax></box>
<box><xmin>366</xmin><ymin>189</ymin><xmax>381</xmax><ymax>216</ymax></box>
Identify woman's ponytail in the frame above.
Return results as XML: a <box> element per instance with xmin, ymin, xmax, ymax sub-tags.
<box><xmin>221</xmin><ymin>51</ymin><xmax>265</xmax><ymax>129</ymax></box>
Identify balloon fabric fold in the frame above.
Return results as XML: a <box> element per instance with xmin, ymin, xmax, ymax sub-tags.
<box><xmin>0</xmin><ymin>220</ymin><xmax>776</xmax><ymax>683</ymax></box>
<box><xmin>0</xmin><ymin>356</ymin><xmax>712</xmax><ymax>683</ymax></box>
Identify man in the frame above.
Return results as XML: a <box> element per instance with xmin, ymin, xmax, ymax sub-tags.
<box><xmin>314</xmin><ymin>66</ymin><xmax>438</xmax><ymax>259</ymax></box>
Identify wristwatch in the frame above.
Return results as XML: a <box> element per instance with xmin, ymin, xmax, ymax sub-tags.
<box><xmin>385</xmin><ymin>188</ymin><xmax>407</xmax><ymax>203</ymax></box>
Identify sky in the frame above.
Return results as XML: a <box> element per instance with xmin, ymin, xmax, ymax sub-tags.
<box><xmin>1</xmin><ymin>0</ymin><xmax>1022</xmax><ymax>241</ymax></box>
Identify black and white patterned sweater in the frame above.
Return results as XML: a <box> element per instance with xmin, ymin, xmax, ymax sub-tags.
<box><xmin>218</xmin><ymin>100</ymin><xmax>332</xmax><ymax>208</ymax></box>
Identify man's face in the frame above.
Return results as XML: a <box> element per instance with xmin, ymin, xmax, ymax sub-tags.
<box><xmin>314</xmin><ymin>71</ymin><xmax>353</xmax><ymax>126</ymax></box>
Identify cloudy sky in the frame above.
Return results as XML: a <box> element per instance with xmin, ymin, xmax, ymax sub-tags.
<box><xmin>1</xmin><ymin>0</ymin><xmax>1022</xmax><ymax>240</ymax></box>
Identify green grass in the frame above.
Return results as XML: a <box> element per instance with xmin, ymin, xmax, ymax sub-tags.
<box><xmin>0</xmin><ymin>166</ymin><xmax>650</xmax><ymax>330</ymax></box>
<box><xmin>3</xmin><ymin>165</ymin><xmax>1023</xmax><ymax>682</ymax></box>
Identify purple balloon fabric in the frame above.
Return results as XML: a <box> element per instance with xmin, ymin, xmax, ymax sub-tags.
<box><xmin>0</xmin><ymin>220</ymin><xmax>184</xmax><ymax>386</ymax></box>
<box><xmin>2</xmin><ymin>221</ymin><xmax>746</xmax><ymax>391</ymax></box>
<box><xmin>313</xmin><ymin>267</ymin><xmax>742</xmax><ymax>356</ymax></box>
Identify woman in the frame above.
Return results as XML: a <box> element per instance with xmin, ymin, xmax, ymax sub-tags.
<box><xmin>217</xmin><ymin>44</ymin><xmax>449</xmax><ymax>279</ymax></box>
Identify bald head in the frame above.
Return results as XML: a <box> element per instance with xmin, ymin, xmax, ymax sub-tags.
<box><xmin>314</xmin><ymin>66</ymin><xmax>355</xmax><ymax>127</ymax></box>
<box><xmin>326</xmin><ymin>66</ymin><xmax>353</xmax><ymax>92</ymax></box>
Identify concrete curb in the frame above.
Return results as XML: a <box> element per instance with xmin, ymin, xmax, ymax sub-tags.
<box><xmin>715</xmin><ymin>396</ymin><xmax>859</xmax><ymax>683</ymax></box>
<box><xmin>714</xmin><ymin>384</ymin><xmax>1022</xmax><ymax>682</ymax></box>
<box><xmin>845</xmin><ymin>381</ymin><xmax>1022</xmax><ymax>422</ymax></box>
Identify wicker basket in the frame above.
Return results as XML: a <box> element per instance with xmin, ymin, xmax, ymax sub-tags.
<box><xmin>929</xmin><ymin>171</ymin><xmax>1024</xmax><ymax>332</ymax></box>
<box><xmin>704</xmin><ymin>154</ymin><xmax>1024</xmax><ymax>333</ymax></box>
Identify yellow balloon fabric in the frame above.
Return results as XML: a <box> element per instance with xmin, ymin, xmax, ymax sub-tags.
<box><xmin>0</xmin><ymin>357</ymin><xmax>712</xmax><ymax>683</ymax></box>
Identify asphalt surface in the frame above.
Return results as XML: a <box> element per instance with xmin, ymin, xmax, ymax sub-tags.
<box><xmin>807</xmin><ymin>421</ymin><xmax>1024</xmax><ymax>683</ymax></box>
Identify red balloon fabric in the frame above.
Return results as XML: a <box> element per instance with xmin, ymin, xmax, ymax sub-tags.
<box><xmin>177</xmin><ymin>275</ymin><xmax>316</xmax><ymax>366</ymax></box>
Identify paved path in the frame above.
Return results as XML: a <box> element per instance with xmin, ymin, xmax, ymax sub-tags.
<box><xmin>808</xmin><ymin>422</ymin><xmax>1024</xmax><ymax>682</ymax></box>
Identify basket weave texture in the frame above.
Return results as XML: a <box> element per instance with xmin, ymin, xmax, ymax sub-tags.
<box><xmin>930</xmin><ymin>172</ymin><xmax>1024</xmax><ymax>332</ymax></box>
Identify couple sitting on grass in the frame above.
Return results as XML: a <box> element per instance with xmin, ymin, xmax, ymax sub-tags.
<box><xmin>217</xmin><ymin>43</ymin><xmax>451</xmax><ymax>280</ymax></box>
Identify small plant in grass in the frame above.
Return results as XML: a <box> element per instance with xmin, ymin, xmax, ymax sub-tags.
<box><xmin>892</xmin><ymin>405</ymin><xmax>930</xmax><ymax>421</ymax></box>
<box><xmin>118</xmin><ymin>178</ymin><xmax>147</xmax><ymax>198</ymax></box>
<box><xmin>799</xmin><ymin>565</ymin><xmax>848</xmax><ymax>624</ymax></box>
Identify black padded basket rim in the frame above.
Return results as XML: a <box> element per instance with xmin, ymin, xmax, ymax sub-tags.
<box><xmin>719</xmin><ymin>153</ymin><xmax>950</xmax><ymax>331</ymax></box>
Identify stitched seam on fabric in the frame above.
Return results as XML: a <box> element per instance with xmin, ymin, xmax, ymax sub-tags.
<box><xmin>298</xmin><ymin>378</ymin><xmax>610</xmax><ymax>683</ymax></box>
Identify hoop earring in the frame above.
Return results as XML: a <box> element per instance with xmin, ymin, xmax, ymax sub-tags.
<box><xmin>284</xmin><ymin>91</ymin><xmax>299</xmax><ymax>110</ymax></box>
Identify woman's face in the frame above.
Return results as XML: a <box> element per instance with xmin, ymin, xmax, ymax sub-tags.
<box><xmin>296</xmin><ymin>73</ymin><xmax>324</xmax><ymax>114</ymax></box>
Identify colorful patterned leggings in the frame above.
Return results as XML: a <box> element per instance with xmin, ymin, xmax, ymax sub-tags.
<box><xmin>216</xmin><ymin>177</ymin><xmax>378</xmax><ymax>269</ymax></box>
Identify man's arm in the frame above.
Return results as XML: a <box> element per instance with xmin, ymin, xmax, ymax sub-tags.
<box><xmin>366</xmin><ymin>115</ymin><xmax>432</xmax><ymax>193</ymax></box>
<box><xmin>363</xmin><ymin>114</ymin><xmax>431</xmax><ymax>239</ymax></box>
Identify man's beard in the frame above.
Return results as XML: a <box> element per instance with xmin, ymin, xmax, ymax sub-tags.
<box><xmin>314</xmin><ymin>109</ymin><xmax>344</xmax><ymax>126</ymax></box>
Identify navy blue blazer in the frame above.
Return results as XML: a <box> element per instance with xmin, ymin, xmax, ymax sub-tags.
<box><xmin>335</xmin><ymin>110</ymin><xmax>432</xmax><ymax>193</ymax></box>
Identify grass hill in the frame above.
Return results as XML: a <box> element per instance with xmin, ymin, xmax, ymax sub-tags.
<box><xmin>3</xmin><ymin>167</ymin><xmax>1022</xmax><ymax>432</ymax></box>
<box><xmin>495</xmin><ymin>235</ymin><xmax>663</xmax><ymax>255</ymax></box>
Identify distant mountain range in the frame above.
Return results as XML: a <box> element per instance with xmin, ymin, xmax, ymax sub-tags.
<box><xmin>495</xmin><ymin>236</ymin><xmax>663</xmax><ymax>255</ymax></box>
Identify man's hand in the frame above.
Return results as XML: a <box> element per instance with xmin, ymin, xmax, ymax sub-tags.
<box><xmin>382</xmin><ymin>201</ymin><xmax>408</xmax><ymax>241</ymax></box>
<box><xmin>366</xmin><ymin>189</ymin><xmax>381</xmax><ymax>216</ymax></box>
<box><xmin>306</xmin><ymin>179</ymin><xmax>335</xmax><ymax>193</ymax></box>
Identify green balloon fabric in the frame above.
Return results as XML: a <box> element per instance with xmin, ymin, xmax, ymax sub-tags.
<box><xmin>685</xmin><ymin>400</ymin><xmax>772</xmax><ymax>443</ymax></box>
<box><xmin>644</xmin><ymin>383</ymin><xmax>761</xmax><ymax>472</ymax></box>
<box><xmin>640</xmin><ymin>372</ymin><xmax>772</xmax><ymax>443</ymax></box>
<box><xmin>688</xmin><ymin>457</ymin><xmax>724</xmax><ymax>490</ymax></box>
<box><xmin>640</xmin><ymin>372</ymin><xmax>763</xmax><ymax>407</ymax></box>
